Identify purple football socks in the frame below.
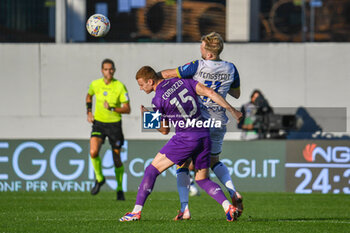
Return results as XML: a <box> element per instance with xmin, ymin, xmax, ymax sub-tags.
<box><xmin>135</xmin><ymin>164</ymin><xmax>160</xmax><ymax>206</ymax></box>
<box><xmin>196</xmin><ymin>178</ymin><xmax>227</xmax><ymax>205</ymax></box>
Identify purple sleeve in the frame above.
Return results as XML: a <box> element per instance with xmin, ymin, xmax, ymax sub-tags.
<box><xmin>176</xmin><ymin>60</ymin><xmax>199</xmax><ymax>79</ymax></box>
<box><xmin>186</xmin><ymin>79</ymin><xmax>199</xmax><ymax>93</ymax></box>
<box><xmin>151</xmin><ymin>96</ymin><xmax>167</xmax><ymax>121</ymax></box>
<box><xmin>151</xmin><ymin>96</ymin><xmax>162</xmax><ymax>112</ymax></box>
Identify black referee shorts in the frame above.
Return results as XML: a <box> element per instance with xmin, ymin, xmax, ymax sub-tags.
<box><xmin>91</xmin><ymin>120</ymin><xmax>124</xmax><ymax>149</ymax></box>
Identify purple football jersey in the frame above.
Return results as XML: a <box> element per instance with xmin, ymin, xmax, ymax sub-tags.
<box><xmin>152</xmin><ymin>78</ymin><xmax>208</xmax><ymax>137</ymax></box>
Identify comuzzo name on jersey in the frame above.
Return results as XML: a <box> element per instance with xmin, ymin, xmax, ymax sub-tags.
<box><xmin>162</xmin><ymin>79</ymin><xmax>184</xmax><ymax>100</ymax></box>
<box><xmin>199</xmin><ymin>71</ymin><xmax>231</xmax><ymax>81</ymax></box>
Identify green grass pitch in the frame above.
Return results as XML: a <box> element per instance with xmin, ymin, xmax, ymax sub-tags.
<box><xmin>1</xmin><ymin>191</ymin><xmax>349</xmax><ymax>232</ymax></box>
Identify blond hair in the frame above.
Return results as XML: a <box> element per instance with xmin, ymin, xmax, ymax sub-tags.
<box><xmin>201</xmin><ymin>32</ymin><xmax>224</xmax><ymax>56</ymax></box>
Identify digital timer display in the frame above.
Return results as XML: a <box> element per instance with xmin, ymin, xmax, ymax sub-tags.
<box><xmin>286</xmin><ymin>141</ymin><xmax>350</xmax><ymax>194</ymax></box>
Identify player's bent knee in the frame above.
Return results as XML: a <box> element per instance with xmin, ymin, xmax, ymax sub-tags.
<box><xmin>112</xmin><ymin>148</ymin><xmax>121</xmax><ymax>155</ymax></box>
<box><xmin>194</xmin><ymin>168</ymin><xmax>210</xmax><ymax>181</ymax></box>
<box><xmin>90</xmin><ymin>150</ymin><xmax>99</xmax><ymax>158</ymax></box>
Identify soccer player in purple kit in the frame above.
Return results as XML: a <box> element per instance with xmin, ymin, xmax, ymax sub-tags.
<box><xmin>160</xmin><ymin>32</ymin><xmax>244</xmax><ymax>219</ymax></box>
<box><xmin>119</xmin><ymin>66</ymin><xmax>242</xmax><ymax>222</ymax></box>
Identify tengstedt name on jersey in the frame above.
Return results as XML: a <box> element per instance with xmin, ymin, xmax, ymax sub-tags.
<box><xmin>198</xmin><ymin>71</ymin><xmax>231</xmax><ymax>81</ymax></box>
<box><xmin>162</xmin><ymin>117</ymin><xmax>222</xmax><ymax>129</ymax></box>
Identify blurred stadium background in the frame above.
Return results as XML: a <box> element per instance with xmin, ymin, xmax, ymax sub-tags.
<box><xmin>0</xmin><ymin>0</ymin><xmax>349</xmax><ymax>195</ymax></box>
<box><xmin>2</xmin><ymin>0</ymin><xmax>350</xmax><ymax>43</ymax></box>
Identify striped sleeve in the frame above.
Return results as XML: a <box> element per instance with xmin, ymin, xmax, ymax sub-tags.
<box><xmin>176</xmin><ymin>60</ymin><xmax>199</xmax><ymax>79</ymax></box>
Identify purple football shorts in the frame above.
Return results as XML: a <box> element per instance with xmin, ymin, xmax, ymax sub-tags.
<box><xmin>159</xmin><ymin>133</ymin><xmax>211</xmax><ymax>170</ymax></box>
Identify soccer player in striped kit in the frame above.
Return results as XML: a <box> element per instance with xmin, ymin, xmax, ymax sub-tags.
<box><xmin>161</xmin><ymin>32</ymin><xmax>244</xmax><ymax>220</ymax></box>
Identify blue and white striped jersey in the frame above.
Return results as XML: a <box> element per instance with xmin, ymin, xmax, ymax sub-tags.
<box><xmin>176</xmin><ymin>59</ymin><xmax>240</xmax><ymax>124</ymax></box>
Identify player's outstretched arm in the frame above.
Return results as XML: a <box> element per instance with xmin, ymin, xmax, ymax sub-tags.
<box><xmin>195</xmin><ymin>83</ymin><xmax>242</xmax><ymax>122</ymax></box>
<box><xmin>158</xmin><ymin>119</ymin><xmax>170</xmax><ymax>135</ymax></box>
<box><xmin>160</xmin><ymin>69</ymin><xmax>178</xmax><ymax>79</ymax></box>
